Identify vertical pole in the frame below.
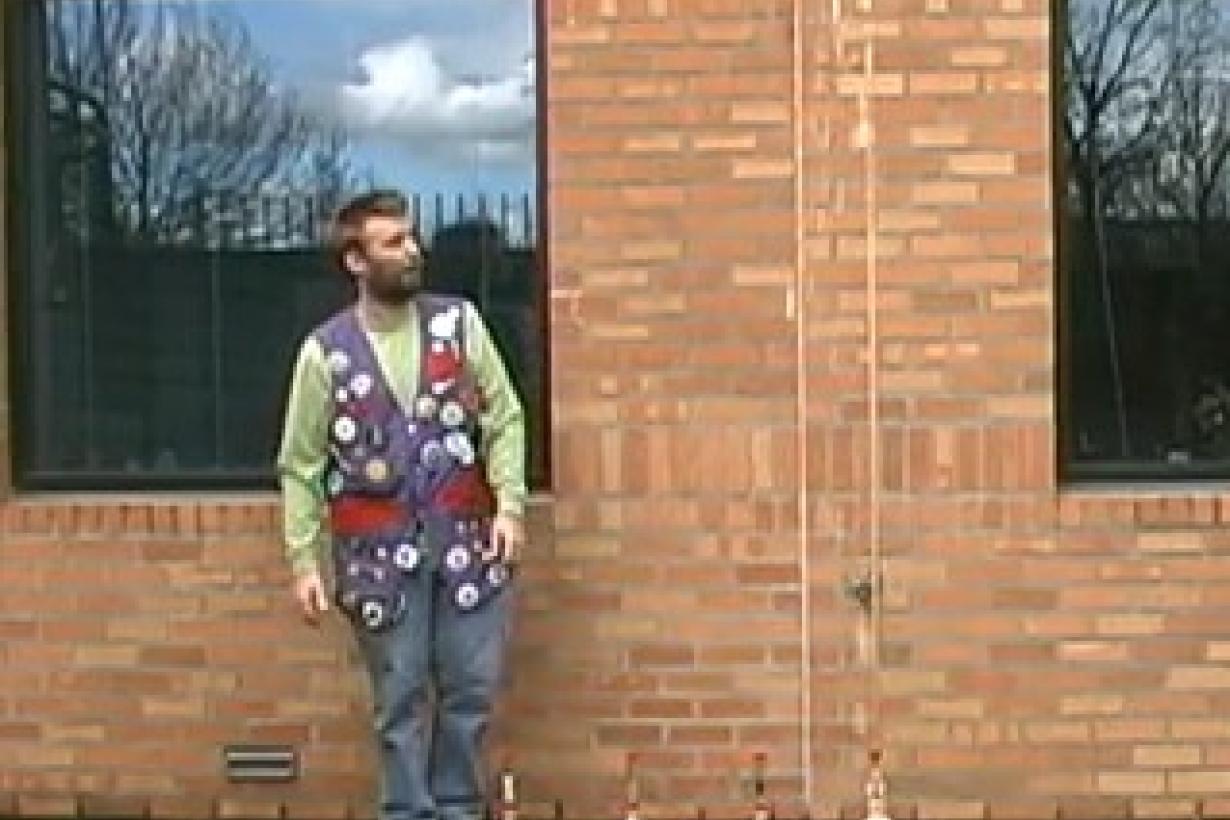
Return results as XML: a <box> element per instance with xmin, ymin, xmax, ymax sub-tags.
<box><xmin>753</xmin><ymin>752</ymin><xmax>773</xmax><ymax>820</ymax></box>
<box><xmin>863</xmin><ymin>749</ymin><xmax>891</xmax><ymax>820</ymax></box>
<box><xmin>497</xmin><ymin>760</ymin><xmax>518</xmax><ymax>820</ymax></box>
<box><xmin>623</xmin><ymin>753</ymin><xmax>640</xmax><ymax>820</ymax></box>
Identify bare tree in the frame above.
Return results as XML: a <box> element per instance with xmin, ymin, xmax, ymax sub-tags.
<box><xmin>1147</xmin><ymin>3</ymin><xmax>1230</xmax><ymax>455</ymax></box>
<box><xmin>46</xmin><ymin>0</ymin><xmax>361</xmax><ymax>245</ymax></box>
<box><xmin>1150</xmin><ymin>4</ymin><xmax>1230</xmax><ymax>259</ymax></box>
<box><xmin>1063</xmin><ymin>0</ymin><xmax>1211</xmax><ymax>456</ymax></box>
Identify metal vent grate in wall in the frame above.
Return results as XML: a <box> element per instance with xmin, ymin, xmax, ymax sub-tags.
<box><xmin>222</xmin><ymin>744</ymin><xmax>298</xmax><ymax>783</ymax></box>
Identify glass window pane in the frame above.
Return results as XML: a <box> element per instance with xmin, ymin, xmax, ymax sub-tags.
<box><xmin>9</xmin><ymin>0</ymin><xmax>543</xmax><ymax>487</ymax></box>
<box><xmin>1062</xmin><ymin>0</ymin><xmax>1230</xmax><ymax>478</ymax></box>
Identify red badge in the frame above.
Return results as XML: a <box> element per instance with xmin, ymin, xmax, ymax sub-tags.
<box><xmin>425</xmin><ymin>345</ymin><xmax>461</xmax><ymax>383</ymax></box>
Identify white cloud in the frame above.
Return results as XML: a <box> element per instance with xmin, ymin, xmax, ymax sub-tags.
<box><xmin>340</xmin><ymin>36</ymin><xmax>534</xmax><ymax>168</ymax></box>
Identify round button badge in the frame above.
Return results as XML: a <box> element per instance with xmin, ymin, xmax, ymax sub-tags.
<box><xmin>455</xmin><ymin>583</ymin><xmax>480</xmax><ymax>610</ymax></box>
<box><xmin>440</xmin><ymin>401</ymin><xmax>466</xmax><ymax>428</ymax></box>
<box><xmin>445</xmin><ymin>545</ymin><xmax>471</xmax><ymax>573</ymax></box>
<box><xmin>393</xmin><ymin>543</ymin><xmax>420</xmax><ymax>572</ymax></box>
<box><xmin>361</xmin><ymin>599</ymin><xmax>386</xmax><ymax>630</ymax></box>
<box><xmin>365</xmin><ymin>458</ymin><xmax>390</xmax><ymax>483</ymax></box>
<box><xmin>487</xmin><ymin>564</ymin><xmax>509</xmax><ymax>588</ymax></box>
<box><xmin>415</xmin><ymin>396</ymin><xmax>438</xmax><ymax>419</ymax></box>
<box><xmin>332</xmin><ymin>415</ymin><xmax>357</xmax><ymax>444</ymax></box>
<box><xmin>327</xmin><ymin>350</ymin><xmax>351</xmax><ymax>373</ymax></box>
<box><xmin>350</xmin><ymin>372</ymin><xmax>374</xmax><ymax>398</ymax></box>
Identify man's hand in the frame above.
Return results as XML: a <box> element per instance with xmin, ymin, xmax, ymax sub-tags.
<box><xmin>293</xmin><ymin>570</ymin><xmax>330</xmax><ymax>626</ymax></box>
<box><xmin>489</xmin><ymin>512</ymin><xmax>526</xmax><ymax>565</ymax></box>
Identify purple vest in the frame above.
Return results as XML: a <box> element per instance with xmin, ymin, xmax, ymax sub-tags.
<box><xmin>314</xmin><ymin>294</ymin><xmax>509</xmax><ymax>631</ymax></box>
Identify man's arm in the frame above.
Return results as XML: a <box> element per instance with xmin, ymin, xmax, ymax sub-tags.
<box><xmin>277</xmin><ymin>336</ymin><xmax>332</xmax><ymax>581</ymax></box>
<box><xmin>463</xmin><ymin>300</ymin><xmax>528</xmax><ymax>518</ymax></box>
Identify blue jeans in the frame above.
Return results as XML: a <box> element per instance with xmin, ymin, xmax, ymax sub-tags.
<box><xmin>354</xmin><ymin>568</ymin><xmax>512</xmax><ymax>820</ymax></box>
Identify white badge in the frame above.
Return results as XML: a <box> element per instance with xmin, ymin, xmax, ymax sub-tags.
<box><xmin>332</xmin><ymin>415</ymin><xmax>357</xmax><ymax>444</ymax></box>
<box><xmin>444</xmin><ymin>432</ymin><xmax>475</xmax><ymax>466</ymax></box>
<box><xmin>361</xmin><ymin>600</ymin><xmax>385</xmax><ymax>629</ymax></box>
<box><xmin>327</xmin><ymin>350</ymin><xmax>351</xmax><ymax>373</ymax></box>
<box><xmin>487</xmin><ymin>564</ymin><xmax>509</xmax><ymax>588</ymax></box>
<box><xmin>429</xmin><ymin>306</ymin><xmax>461</xmax><ymax>339</ymax></box>
<box><xmin>455</xmin><ymin>583</ymin><xmax>480</xmax><ymax>610</ymax></box>
<box><xmin>440</xmin><ymin>401</ymin><xmax>466</xmax><ymax>428</ymax></box>
<box><xmin>350</xmin><ymin>372</ymin><xmax>374</xmax><ymax>398</ymax></box>
<box><xmin>415</xmin><ymin>396</ymin><xmax>438</xmax><ymax>419</ymax></box>
<box><xmin>393</xmin><ymin>543</ymin><xmax>420</xmax><ymax>572</ymax></box>
<box><xmin>445</xmin><ymin>545</ymin><xmax>471</xmax><ymax>573</ymax></box>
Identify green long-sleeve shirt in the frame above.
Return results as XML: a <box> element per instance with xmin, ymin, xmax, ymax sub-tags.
<box><xmin>277</xmin><ymin>298</ymin><xmax>526</xmax><ymax>576</ymax></box>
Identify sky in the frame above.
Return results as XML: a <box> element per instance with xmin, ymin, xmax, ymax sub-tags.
<box><xmin>217</xmin><ymin>0</ymin><xmax>536</xmax><ymax>200</ymax></box>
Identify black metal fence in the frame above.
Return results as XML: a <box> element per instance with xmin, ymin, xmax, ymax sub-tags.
<box><xmin>1064</xmin><ymin>217</ymin><xmax>1230</xmax><ymax>472</ymax></box>
<box><xmin>113</xmin><ymin>191</ymin><xmax>538</xmax><ymax>252</ymax></box>
<box><xmin>23</xmin><ymin>192</ymin><xmax>547</xmax><ymax>488</ymax></box>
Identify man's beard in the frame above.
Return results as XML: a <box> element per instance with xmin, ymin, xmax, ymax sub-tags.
<box><xmin>366</xmin><ymin>260</ymin><xmax>424</xmax><ymax>305</ymax></box>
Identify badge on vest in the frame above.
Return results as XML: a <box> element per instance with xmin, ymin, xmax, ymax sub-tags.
<box><xmin>334</xmin><ymin>526</ymin><xmax>424</xmax><ymax>632</ymax></box>
<box><xmin>315</xmin><ymin>297</ymin><xmax>509</xmax><ymax>630</ymax></box>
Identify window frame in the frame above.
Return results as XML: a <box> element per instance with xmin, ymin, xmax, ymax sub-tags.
<box><xmin>1055</xmin><ymin>0</ymin><xmax>1230</xmax><ymax>485</ymax></box>
<box><xmin>3</xmin><ymin>0</ymin><xmax>551</xmax><ymax>493</ymax></box>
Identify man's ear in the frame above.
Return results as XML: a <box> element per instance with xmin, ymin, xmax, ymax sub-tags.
<box><xmin>343</xmin><ymin>247</ymin><xmax>368</xmax><ymax>276</ymax></box>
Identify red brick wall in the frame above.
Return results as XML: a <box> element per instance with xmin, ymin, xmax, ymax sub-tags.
<box><xmin>6</xmin><ymin>0</ymin><xmax>1230</xmax><ymax>818</ymax></box>
<box><xmin>542</xmin><ymin>0</ymin><xmax>814</xmax><ymax>811</ymax></box>
<box><xmin>0</xmin><ymin>501</ymin><xmax>358</xmax><ymax>818</ymax></box>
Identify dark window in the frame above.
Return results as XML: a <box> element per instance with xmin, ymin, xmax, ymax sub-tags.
<box><xmin>5</xmin><ymin>0</ymin><xmax>547</xmax><ymax>490</ymax></box>
<box><xmin>1060</xmin><ymin>0</ymin><xmax>1230</xmax><ymax>480</ymax></box>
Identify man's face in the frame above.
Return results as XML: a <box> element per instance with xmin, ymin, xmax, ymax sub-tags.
<box><xmin>349</xmin><ymin>214</ymin><xmax>424</xmax><ymax>305</ymax></box>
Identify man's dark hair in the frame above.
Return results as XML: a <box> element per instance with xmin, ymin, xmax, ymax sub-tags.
<box><xmin>328</xmin><ymin>189</ymin><xmax>410</xmax><ymax>274</ymax></box>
